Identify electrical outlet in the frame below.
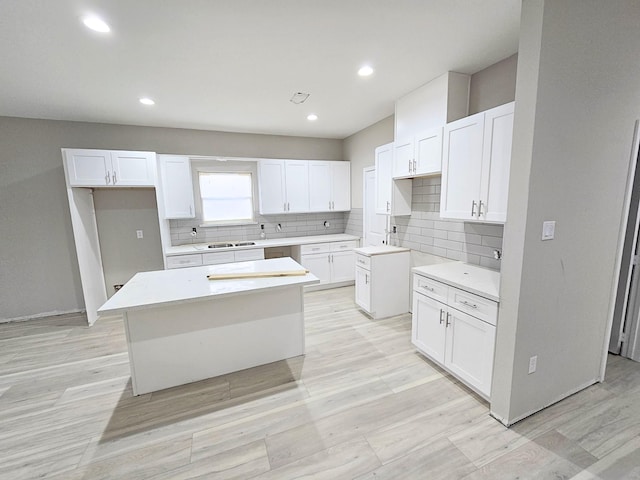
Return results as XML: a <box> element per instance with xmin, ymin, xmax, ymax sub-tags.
<box><xmin>528</xmin><ymin>355</ymin><xmax>538</xmax><ymax>374</ymax></box>
<box><xmin>136</xmin><ymin>230</ymin><xmax>143</xmax><ymax>239</ymax></box>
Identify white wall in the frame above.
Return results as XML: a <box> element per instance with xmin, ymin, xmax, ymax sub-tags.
<box><xmin>0</xmin><ymin>116</ymin><xmax>341</xmax><ymax>321</ymax></box>
<box><xmin>492</xmin><ymin>0</ymin><xmax>640</xmax><ymax>425</ymax></box>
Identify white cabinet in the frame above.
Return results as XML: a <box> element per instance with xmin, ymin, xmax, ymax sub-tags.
<box><xmin>158</xmin><ymin>155</ymin><xmax>195</xmax><ymax>219</ymax></box>
<box><xmin>392</xmin><ymin>127</ymin><xmax>443</xmax><ymax>178</ymax></box>
<box><xmin>308</xmin><ymin>161</ymin><xmax>351</xmax><ymax>212</ymax></box>
<box><xmin>258</xmin><ymin>159</ymin><xmax>310</xmax><ymax>214</ymax></box>
<box><xmin>297</xmin><ymin>240</ymin><xmax>357</xmax><ymax>289</ymax></box>
<box><xmin>374</xmin><ymin>143</ymin><xmax>412</xmax><ymax>216</ymax></box>
<box><xmin>353</xmin><ymin>246</ymin><xmax>410</xmax><ymax>319</ymax></box>
<box><xmin>411</xmin><ymin>272</ymin><xmax>498</xmax><ymax>398</ymax></box>
<box><xmin>64</xmin><ymin>149</ymin><xmax>156</xmax><ymax>187</ymax></box>
<box><xmin>166</xmin><ymin>248</ymin><xmax>265</xmax><ymax>269</ymax></box>
<box><xmin>440</xmin><ymin>102</ymin><xmax>514</xmax><ymax>223</ymax></box>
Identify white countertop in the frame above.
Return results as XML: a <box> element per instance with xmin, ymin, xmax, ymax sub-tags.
<box><xmin>165</xmin><ymin>233</ymin><xmax>360</xmax><ymax>256</ymax></box>
<box><xmin>412</xmin><ymin>261</ymin><xmax>500</xmax><ymax>302</ymax></box>
<box><xmin>353</xmin><ymin>245</ymin><xmax>410</xmax><ymax>256</ymax></box>
<box><xmin>98</xmin><ymin>257</ymin><xmax>319</xmax><ymax>316</ymax></box>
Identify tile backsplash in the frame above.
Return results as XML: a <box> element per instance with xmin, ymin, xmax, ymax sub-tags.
<box><xmin>170</xmin><ymin>211</ymin><xmax>347</xmax><ymax>245</ymax></box>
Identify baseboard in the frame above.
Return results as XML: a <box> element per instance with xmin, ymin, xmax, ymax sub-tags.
<box><xmin>0</xmin><ymin>309</ymin><xmax>85</xmax><ymax>324</ymax></box>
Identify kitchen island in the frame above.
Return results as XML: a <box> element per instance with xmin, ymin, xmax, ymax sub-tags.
<box><xmin>98</xmin><ymin>257</ymin><xmax>319</xmax><ymax>395</ymax></box>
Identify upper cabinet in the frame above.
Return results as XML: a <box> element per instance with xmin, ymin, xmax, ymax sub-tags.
<box><xmin>158</xmin><ymin>155</ymin><xmax>195</xmax><ymax>219</ymax></box>
<box><xmin>258</xmin><ymin>159</ymin><xmax>350</xmax><ymax>214</ymax></box>
<box><xmin>258</xmin><ymin>159</ymin><xmax>309</xmax><ymax>214</ymax></box>
<box><xmin>393</xmin><ymin>72</ymin><xmax>470</xmax><ymax>179</ymax></box>
<box><xmin>309</xmin><ymin>161</ymin><xmax>351</xmax><ymax>212</ymax></box>
<box><xmin>63</xmin><ymin>149</ymin><xmax>156</xmax><ymax>187</ymax></box>
<box><xmin>375</xmin><ymin>142</ymin><xmax>412</xmax><ymax>216</ymax></box>
<box><xmin>440</xmin><ymin>102</ymin><xmax>514</xmax><ymax>223</ymax></box>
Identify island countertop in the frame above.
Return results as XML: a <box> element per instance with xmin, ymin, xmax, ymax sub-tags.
<box><xmin>98</xmin><ymin>257</ymin><xmax>319</xmax><ymax>316</ymax></box>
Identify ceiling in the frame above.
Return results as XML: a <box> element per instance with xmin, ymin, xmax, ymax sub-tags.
<box><xmin>0</xmin><ymin>1</ymin><xmax>521</xmax><ymax>139</ymax></box>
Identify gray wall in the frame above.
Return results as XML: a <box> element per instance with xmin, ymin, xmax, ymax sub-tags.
<box><xmin>93</xmin><ymin>189</ymin><xmax>164</xmax><ymax>298</ymax></box>
<box><xmin>469</xmin><ymin>54</ymin><xmax>518</xmax><ymax>115</ymax></box>
<box><xmin>0</xmin><ymin>116</ymin><xmax>341</xmax><ymax>321</ymax></box>
<box><xmin>492</xmin><ymin>0</ymin><xmax>640</xmax><ymax>424</ymax></box>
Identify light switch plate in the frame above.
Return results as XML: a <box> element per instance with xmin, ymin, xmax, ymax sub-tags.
<box><xmin>541</xmin><ymin>221</ymin><xmax>556</xmax><ymax>241</ymax></box>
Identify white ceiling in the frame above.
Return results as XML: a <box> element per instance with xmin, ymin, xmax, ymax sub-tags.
<box><xmin>0</xmin><ymin>1</ymin><xmax>521</xmax><ymax>139</ymax></box>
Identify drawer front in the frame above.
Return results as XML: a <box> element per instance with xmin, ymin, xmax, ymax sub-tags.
<box><xmin>234</xmin><ymin>248</ymin><xmax>265</xmax><ymax>262</ymax></box>
<box><xmin>202</xmin><ymin>251</ymin><xmax>235</xmax><ymax>265</ymax></box>
<box><xmin>413</xmin><ymin>274</ymin><xmax>448</xmax><ymax>304</ymax></box>
<box><xmin>448</xmin><ymin>288</ymin><xmax>498</xmax><ymax>326</ymax></box>
<box><xmin>355</xmin><ymin>253</ymin><xmax>371</xmax><ymax>270</ymax></box>
<box><xmin>166</xmin><ymin>254</ymin><xmax>203</xmax><ymax>269</ymax></box>
<box><xmin>301</xmin><ymin>243</ymin><xmax>331</xmax><ymax>255</ymax></box>
<box><xmin>330</xmin><ymin>240</ymin><xmax>358</xmax><ymax>252</ymax></box>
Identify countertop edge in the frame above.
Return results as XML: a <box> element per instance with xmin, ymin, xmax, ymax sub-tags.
<box><xmin>412</xmin><ymin>262</ymin><xmax>500</xmax><ymax>302</ymax></box>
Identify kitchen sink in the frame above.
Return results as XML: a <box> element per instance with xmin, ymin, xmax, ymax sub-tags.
<box><xmin>207</xmin><ymin>241</ymin><xmax>256</xmax><ymax>249</ymax></box>
<box><xmin>208</xmin><ymin>242</ymin><xmax>235</xmax><ymax>249</ymax></box>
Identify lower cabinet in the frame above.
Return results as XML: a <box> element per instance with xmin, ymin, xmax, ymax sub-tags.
<box><xmin>412</xmin><ymin>274</ymin><xmax>497</xmax><ymax>398</ymax></box>
<box><xmin>297</xmin><ymin>241</ymin><xmax>357</xmax><ymax>289</ymax></box>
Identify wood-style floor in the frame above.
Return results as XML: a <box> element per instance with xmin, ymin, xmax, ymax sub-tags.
<box><xmin>1</xmin><ymin>286</ymin><xmax>640</xmax><ymax>479</ymax></box>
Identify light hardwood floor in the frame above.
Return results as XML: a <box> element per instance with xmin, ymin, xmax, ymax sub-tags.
<box><xmin>1</xmin><ymin>286</ymin><xmax>639</xmax><ymax>479</ymax></box>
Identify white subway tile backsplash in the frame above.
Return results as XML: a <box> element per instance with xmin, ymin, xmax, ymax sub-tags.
<box><xmin>447</xmin><ymin>231</ymin><xmax>482</xmax><ymax>245</ymax></box>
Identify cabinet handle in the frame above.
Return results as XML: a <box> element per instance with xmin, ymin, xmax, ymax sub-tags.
<box><xmin>329</xmin><ymin>201</ymin><xmax>332</xmax><ymax>210</ymax></box>
<box><xmin>439</xmin><ymin>309</ymin><xmax>445</xmax><ymax>325</ymax></box>
<box><xmin>386</xmin><ymin>201</ymin><xmax>390</xmax><ymax>212</ymax></box>
<box><xmin>112</xmin><ymin>171</ymin><xmax>117</xmax><ymax>184</ymax></box>
<box><xmin>331</xmin><ymin>201</ymin><xmax>334</xmax><ymax>210</ymax></box>
<box><xmin>478</xmin><ymin>200</ymin><xmax>484</xmax><ymax>216</ymax></box>
<box><xmin>408</xmin><ymin>159</ymin><xmax>412</xmax><ymax>173</ymax></box>
<box><xmin>413</xmin><ymin>159</ymin><xmax>417</xmax><ymax>173</ymax></box>
<box><xmin>189</xmin><ymin>205</ymin><xmax>193</xmax><ymax>216</ymax></box>
<box><xmin>446</xmin><ymin>312</ymin><xmax>451</xmax><ymax>327</ymax></box>
<box><xmin>365</xmin><ymin>274</ymin><xmax>369</xmax><ymax>284</ymax></box>
<box><xmin>421</xmin><ymin>285</ymin><xmax>435</xmax><ymax>292</ymax></box>
<box><xmin>106</xmin><ymin>171</ymin><xmax>111</xmax><ymax>184</ymax></box>
<box><xmin>471</xmin><ymin>200</ymin><xmax>477</xmax><ymax>217</ymax></box>
<box><xmin>460</xmin><ymin>300</ymin><xmax>478</xmax><ymax>309</ymax></box>
<box><xmin>288</xmin><ymin>202</ymin><xmax>290</xmax><ymax>211</ymax></box>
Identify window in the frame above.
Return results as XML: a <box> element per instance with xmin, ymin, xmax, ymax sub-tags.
<box><xmin>198</xmin><ymin>171</ymin><xmax>254</xmax><ymax>224</ymax></box>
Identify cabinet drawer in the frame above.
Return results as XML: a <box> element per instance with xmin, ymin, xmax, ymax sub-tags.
<box><xmin>234</xmin><ymin>248</ymin><xmax>265</xmax><ymax>262</ymax></box>
<box><xmin>413</xmin><ymin>274</ymin><xmax>448</xmax><ymax>304</ymax></box>
<box><xmin>448</xmin><ymin>288</ymin><xmax>498</xmax><ymax>326</ymax></box>
<box><xmin>301</xmin><ymin>243</ymin><xmax>331</xmax><ymax>254</ymax></box>
<box><xmin>355</xmin><ymin>253</ymin><xmax>371</xmax><ymax>270</ymax></box>
<box><xmin>202</xmin><ymin>251</ymin><xmax>235</xmax><ymax>265</ymax></box>
<box><xmin>166</xmin><ymin>254</ymin><xmax>203</xmax><ymax>269</ymax></box>
<box><xmin>331</xmin><ymin>240</ymin><xmax>358</xmax><ymax>252</ymax></box>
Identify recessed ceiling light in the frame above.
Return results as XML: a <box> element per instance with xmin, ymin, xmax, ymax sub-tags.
<box><xmin>307</xmin><ymin>114</ymin><xmax>318</xmax><ymax>121</ymax></box>
<box><xmin>139</xmin><ymin>97</ymin><xmax>155</xmax><ymax>106</ymax></box>
<box><xmin>82</xmin><ymin>16</ymin><xmax>110</xmax><ymax>33</ymax></box>
<box><xmin>358</xmin><ymin>65</ymin><xmax>374</xmax><ymax>77</ymax></box>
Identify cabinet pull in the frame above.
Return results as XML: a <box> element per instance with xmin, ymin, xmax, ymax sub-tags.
<box><xmin>284</xmin><ymin>202</ymin><xmax>287</xmax><ymax>211</ymax></box>
<box><xmin>365</xmin><ymin>274</ymin><xmax>369</xmax><ymax>284</ymax></box>
<box><xmin>413</xmin><ymin>159</ymin><xmax>417</xmax><ymax>173</ymax></box>
<box><xmin>439</xmin><ymin>309</ymin><xmax>445</xmax><ymax>324</ymax></box>
<box><xmin>287</xmin><ymin>202</ymin><xmax>290</xmax><ymax>211</ymax></box>
<box><xmin>329</xmin><ymin>201</ymin><xmax>332</xmax><ymax>210</ymax></box>
<box><xmin>331</xmin><ymin>201</ymin><xmax>334</xmax><ymax>210</ymax></box>
<box><xmin>408</xmin><ymin>159</ymin><xmax>411</xmax><ymax>173</ymax></box>
<box><xmin>106</xmin><ymin>171</ymin><xmax>111</xmax><ymax>184</ymax></box>
<box><xmin>189</xmin><ymin>205</ymin><xmax>193</xmax><ymax>216</ymax></box>
<box><xmin>386</xmin><ymin>201</ymin><xmax>390</xmax><ymax>212</ymax></box>
<box><xmin>421</xmin><ymin>285</ymin><xmax>435</xmax><ymax>292</ymax></box>
<box><xmin>357</xmin><ymin>259</ymin><xmax>366</xmax><ymax>264</ymax></box>
<box><xmin>113</xmin><ymin>171</ymin><xmax>117</xmax><ymax>184</ymax></box>
<box><xmin>446</xmin><ymin>312</ymin><xmax>451</xmax><ymax>327</ymax></box>
<box><xmin>460</xmin><ymin>300</ymin><xmax>478</xmax><ymax>309</ymax></box>
<box><xmin>471</xmin><ymin>200</ymin><xmax>477</xmax><ymax>217</ymax></box>
<box><xmin>478</xmin><ymin>200</ymin><xmax>484</xmax><ymax>216</ymax></box>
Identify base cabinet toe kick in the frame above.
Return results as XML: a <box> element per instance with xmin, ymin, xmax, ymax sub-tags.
<box><xmin>411</xmin><ymin>265</ymin><xmax>499</xmax><ymax>399</ymax></box>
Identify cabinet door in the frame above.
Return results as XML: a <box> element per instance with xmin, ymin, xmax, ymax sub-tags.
<box><xmin>110</xmin><ymin>151</ymin><xmax>156</xmax><ymax>186</ymax></box>
<box><xmin>64</xmin><ymin>149</ymin><xmax>110</xmax><ymax>186</ymax></box>
<box><xmin>444</xmin><ymin>309</ymin><xmax>496</xmax><ymax>397</ymax></box>
<box><xmin>159</xmin><ymin>155</ymin><xmax>195</xmax><ymax>218</ymax></box>
<box><xmin>412</xmin><ymin>293</ymin><xmax>446</xmax><ymax>364</ymax></box>
<box><xmin>375</xmin><ymin>143</ymin><xmax>393</xmax><ymax>214</ymax></box>
<box><xmin>258</xmin><ymin>160</ymin><xmax>286</xmax><ymax>214</ymax></box>
<box><xmin>284</xmin><ymin>160</ymin><xmax>310</xmax><ymax>213</ymax></box>
<box><xmin>355</xmin><ymin>266</ymin><xmax>371</xmax><ymax>311</ymax></box>
<box><xmin>331</xmin><ymin>161</ymin><xmax>351</xmax><ymax>211</ymax></box>
<box><xmin>414</xmin><ymin>127</ymin><xmax>443</xmax><ymax>175</ymax></box>
<box><xmin>440</xmin><ymin>112</ymin><xmax>484</xmax><ymax>220</ymax></box>
<box><xmin>301</xmin><ymin>253</ymin><xmax>331</xmax><ymax>284</ymax></box>
<box><xmin>308</xmin><ymin>161</ymin><xmax>332</xmax><ymax>212</ymax></box>
<box><xmin>392</xmin><ymin>138</ymin><xmax>413</xmax><ymax>178</ymax></box>
<box><xmin>330</xmin><ymin>250</ymin><xmax>355</xmax><ymax>283</ymax></box>
<box><xmin>479</xmin><ymin>102</ymin><xmax>514</xmax><ymax>223</ymax></box>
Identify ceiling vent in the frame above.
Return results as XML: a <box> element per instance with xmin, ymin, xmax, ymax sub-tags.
<box><xmin>290</xmin><ymin>92</ymin><xmax>310</xmax><ymax>104</ymax></box>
